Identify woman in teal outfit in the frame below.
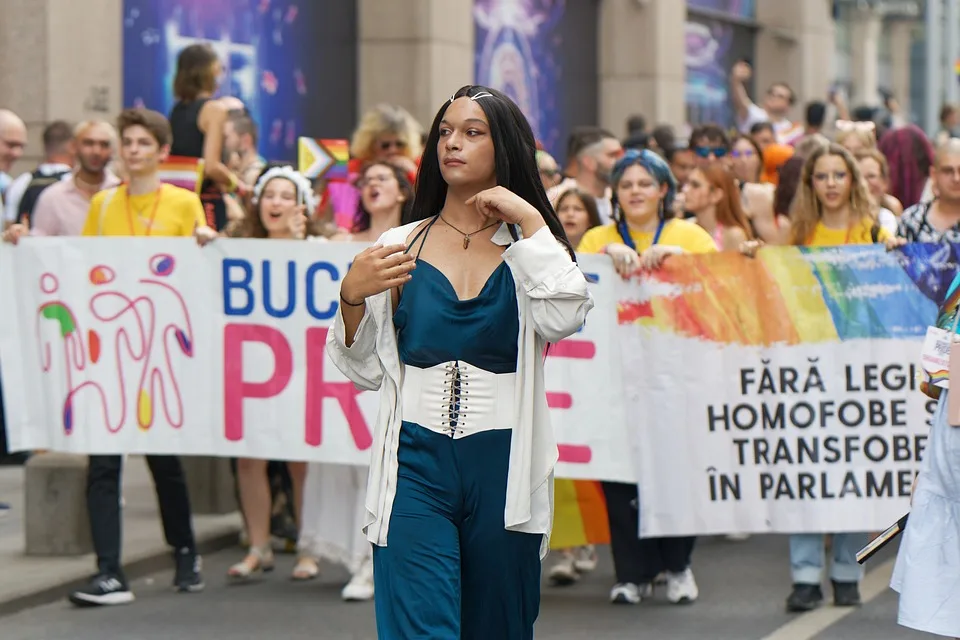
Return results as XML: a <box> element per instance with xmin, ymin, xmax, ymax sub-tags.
<box><xmin>327</xmin><ymin>85</ymin><xmax>594</xmax><ymax>639</ymax></box>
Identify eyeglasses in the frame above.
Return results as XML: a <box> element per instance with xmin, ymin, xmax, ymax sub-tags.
<box><xmin>379</xmin><ymin>139</ymin><xmax>408</xmax><ymax>151</ymax></box>
<box><xmin>694</xmin><ymin>146</ymin><xmax>728</xmax><ymax>159</ymax></box>
<box><xmin>357</xmin><ymin>174</ymin><xmax>395</xmax><ymax>188</ymax></box>
<box><xmin>731</xmin><ymin>149</ymin><xmax>756</xmax><ymax>159</ymax></box>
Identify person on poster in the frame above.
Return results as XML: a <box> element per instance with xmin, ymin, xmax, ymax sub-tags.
<box><xmin>327</xmin><ymin>85</ymin><xmax>593</xmax><ymax>639</ymax></box>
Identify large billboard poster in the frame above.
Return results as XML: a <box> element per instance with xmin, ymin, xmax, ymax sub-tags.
<box><xmin>474</xmin><ymin>0</ymin><xmax>567</xmax><ymax>159</ymax></box>
<box><xmin>685</xmin><ymin>13</ymin><xmax>755</xmax><ymax>128</ymax></box>
<box><xmin>122</xmin><ymin>0</ymin><xmax>357</xmax><ymax>162</ymax></box>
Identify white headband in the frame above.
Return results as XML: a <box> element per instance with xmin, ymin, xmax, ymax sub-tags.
<box><xmin>252</xmin><ymin>165</ymin><xmax>320</xmax><ymax>212</ymax></box>
<box><xmin>449</xmin><ymin>91</ymin><xmax>495</xmax><ymax>103</ymax></box>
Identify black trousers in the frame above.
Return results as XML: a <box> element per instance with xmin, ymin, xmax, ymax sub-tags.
<box><xmin>601</xmin><ymin>481</ymin><xmax>696</xmax><ymax>585</ymax></box>
<box><xmin>87</xmin><ymin>455</ymin><xmax>196</xmax><ymax>577</ymax></box>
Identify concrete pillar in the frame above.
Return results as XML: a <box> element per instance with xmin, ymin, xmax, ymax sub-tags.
<box><xmin>181</xmin><ymin>457</ymin><xmax>238</xmax><ymax>516</ymax></box>
<box><xmin>754</xmin><ymin>0</ymin><xmax>835</xmax><ymax>120</ymax></box>
<box><xmin>888</xmin><ymin>20</ymin><xmax>914</xmax><ymax>115</ymax></box>
<box><xmin>0</xmin><ymin>0</ymin><xmax>123</xmax><ymax>174</ymax></box>
<box><xmin>597</xmin><ymin>0</ymin><xmax>686</xmax><ymax>135</ymax></box>
<box><xmin>24</xmin><ymin>453</ymin><xmax>93</xmax><ymax>556</ymax></box>
<box><xmin>850</xmin><ymin>7</ymin><xmax>882</xmax><ymax>106</ymax></box>
<box><xmin>358</xmin><ymin>0</ymin><xmax>475</xmax><ymax>129</ymax></box>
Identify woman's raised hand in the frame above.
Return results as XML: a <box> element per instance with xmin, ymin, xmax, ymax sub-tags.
<box><xmin>340</xmin><ymin>244</ymin><xmax>416</xmax><ymax>305</ymax></box>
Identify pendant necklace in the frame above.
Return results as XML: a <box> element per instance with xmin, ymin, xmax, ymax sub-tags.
<box><xmin>439</xmin><ymin>214</ymin><xmax>500</xmax><ymax>249</ymax></box>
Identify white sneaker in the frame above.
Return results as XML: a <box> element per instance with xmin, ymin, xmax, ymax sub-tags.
<box><xmin>666</xmin><ymin>568</ymin><xmax>699</xmax><ymax>604</ymax></box>
<box><xmin>341</xmin><ymin>557</ymin><xmax>375</xmax><ymax>602</ymax></box>
<box><xmin>573</xmin><ymin>545</ymin><xmax>598</xmax><ymax>573</ymax></box>
<box><xmin>547</xmin><ymin>552</ymin><xmax>579</xmax><ymax>586</ymax></box>
<box><xmin>610</xmin><ymin>582</ymin><xmax>643</xmax><ymax>605</ymax></box>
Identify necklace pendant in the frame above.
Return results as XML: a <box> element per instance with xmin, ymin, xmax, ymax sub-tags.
<box><xmin>463</xmin><ymin>235</ymin><xmax>470</xmax><ymax>250</ymax></box>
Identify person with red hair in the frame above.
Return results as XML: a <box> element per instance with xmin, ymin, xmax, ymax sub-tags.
<box><xmin>878</xmin><ymin>124</ymin><xmax>935</xmax><ymax>209</ymax></box>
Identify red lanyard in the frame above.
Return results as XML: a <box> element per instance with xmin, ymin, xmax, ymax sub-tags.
<box><xmin>126</xmin><ymin>185</ymin><xmax>163</xmax><ymax>236</ymax></box>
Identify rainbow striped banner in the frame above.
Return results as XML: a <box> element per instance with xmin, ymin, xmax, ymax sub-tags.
<box><xmin>619</xmin><ymin>244</ymin><xmax>953</xmax><ymax>345</ymax></box>
<box><xmin>157</xmin><ymin>156</ymin><xmax>204</xmax><ymax>194</ymax></box>
<box><xmin>298</xmin><ymin>137</ymin><xmax>350</xmax><ymax>181</ymax></box>
<box><xmin>624</xmin><ymin>243</ymin><xmax>958</xmax><ymax>537</ymax></box>
<box><xmin>551</xmin><ymin>479</ymin><xmax>610</xmax><ymax>549</ymax></box>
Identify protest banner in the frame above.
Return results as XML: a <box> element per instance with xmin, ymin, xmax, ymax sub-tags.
<box><xmin>0</xmin><ymin>239</ymin><xmax>952</xmax><ymax>535</ymax></box>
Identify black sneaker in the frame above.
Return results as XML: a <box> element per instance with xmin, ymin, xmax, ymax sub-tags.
<box><xmin>832</xmin><ymin>580</ymin><xmax>861</xmax><ymax>607</ymax></box>
<box><xmin>173</xmin><ymin>548</ymin><xmax>205</xmax><ymax>593</ymax></box>
<box><xmin>786</xmin><ymin>583</ymin><xmax>823</xmax><ymax>612</ymax></box>
<box><xmin>69</xmin><ymin>574</ymin><xmax>134</xmax><ymax>607</ymax></box>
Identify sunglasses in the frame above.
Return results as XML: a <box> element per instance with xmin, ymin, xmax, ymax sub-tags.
<box><xmin>694</xmin><ymin>146</ymin><xmax>728</xmax><ymax>158</ymax></box>
<box><xmin>379</xmin><ymin>139</ymin><xmax>408</xmax><ymax>151</ymax></box>
<box><xmin>731</xmin><ymin>149</ymin><xmax>756</xmax><ymax>158</ymax></box>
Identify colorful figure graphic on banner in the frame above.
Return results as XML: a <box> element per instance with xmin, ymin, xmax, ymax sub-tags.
<box><xmin>35</xmin><ymin>255</ymin><xmax>195</xmax><ymax>435</ymax></box>
<box><xmin>474</xmin><ymin>0</ymin><xmax>565</xmax><ymax>156</ymax></box>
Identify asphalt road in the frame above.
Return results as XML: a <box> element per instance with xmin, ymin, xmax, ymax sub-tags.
<box><xmin>1</xmin><ymin>534</ymin><xmax>937</xmax><ymax>640</ymax></box>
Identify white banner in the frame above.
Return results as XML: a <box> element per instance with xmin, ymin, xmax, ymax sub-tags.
<box><xmin>0</xmin><ymin>238</ymin><xmax>630</xmax><ymax>481</ymax></box>
<box><xmin>0</xmin><ymin>239</ymin><xmax>935</xmax><ymax>534</ymax></box>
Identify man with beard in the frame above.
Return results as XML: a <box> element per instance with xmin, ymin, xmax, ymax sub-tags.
<box><xmin>2</xmin><ymin>120</ymin><xmax>120</xmax><ymax>242</ymax></box>
<box><xmin>547</xmin><ymin>127</ymin><xmax>623</xmax><ymax>224</ymax></box>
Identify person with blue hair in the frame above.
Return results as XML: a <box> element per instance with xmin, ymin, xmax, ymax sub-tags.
<box><xmin>579</xmin><ymin>149</ymin><xmax>716</xmax><ymax>275</ymax></box>
<box><xmin>578</xmin><ymin>149</ymin><xmax>716</xmax><ymax>606</ymax></box>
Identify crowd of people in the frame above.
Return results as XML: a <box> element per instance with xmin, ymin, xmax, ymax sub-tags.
<box><xmin>0</xmin><ymin>46</ymin><xmax>958</xmax><ymax>638</ymax></box>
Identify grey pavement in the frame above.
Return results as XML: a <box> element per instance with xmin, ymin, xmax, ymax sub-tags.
<box><xmin>0</xmin><ymin>458</ymin><xmax>242</xmax><ymax>616</ymax></box>
<box><xmin>0</xmin><ymin>530</ymin><xmax>939</xmax><ymax>640</ymax></box>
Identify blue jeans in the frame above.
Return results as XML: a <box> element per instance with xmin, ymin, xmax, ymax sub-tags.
<box><xmin>789</xmin><ymin>532</ymin><xmax>868</xmax><ymax>584</ymax></box>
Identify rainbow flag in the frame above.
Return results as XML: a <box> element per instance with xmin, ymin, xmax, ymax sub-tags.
<box><xmin>619</xmin><ymin>245</ymin><xmax>943</xmax><ymax>347</ymax></box>
<box><xmin>298</xmin><ymin>137</ymin><xmax>350</xmax><ymax>181</ymax></box>
<box><xmin>158</xmin><ymin>156</ymin><xmax>204</xmax><ymax>194</ymax></box>
<box><xmin>550</xmin><ymin>479</ymin><xmax>610</xmax><ymax>549</ymax></box>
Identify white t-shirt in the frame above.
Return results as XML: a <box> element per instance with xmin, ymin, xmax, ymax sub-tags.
<box><xmin>878</xmin><ymin>207</ymin><xmax>898</xmax><ymax>236</ymax></box>
<box><xmin>737</xmin><ymin>104</ymin><xmax>804</xmax><ymax>145</ymax></box>
<box><xmin>546</xmin><ymin>177</ymin><xmax>613</xmax><ymax>225</ymax></box>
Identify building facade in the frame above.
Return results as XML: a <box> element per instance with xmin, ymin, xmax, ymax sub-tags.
<box><xmin>0</xmin><ymin>0</ymin><xmax>927</xmax><ymax>170</ymax></box>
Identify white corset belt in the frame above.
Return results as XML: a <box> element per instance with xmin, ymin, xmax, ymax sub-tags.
<box><xmin>400</xmin><ymin>362</ymin><xmax>517</xmax><ymax>438</ymax></box>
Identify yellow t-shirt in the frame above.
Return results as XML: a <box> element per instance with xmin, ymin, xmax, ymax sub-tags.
<box><xmin>82</xmin><ymin>183</ymin><xmax>207</xmax><ymax>237</ymax></box>
<box><xmin>805</xmin><ymin>216</ymin><xmax>891</xmax><ymax>247</ymax></box>
<box><xmin>577</xmin><ymin>219</ymin><xmax>718</xmax><ymax>255</ymax></box>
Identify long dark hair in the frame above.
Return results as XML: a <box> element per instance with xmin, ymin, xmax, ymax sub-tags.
<box><xmin>352</xmin><ymin>161</ymin><xmax>415</xmax><ymax>233</ymax></box>
<box><xmin>404</xmin><ymin>85</ymin><xmax>574</xmax><ymax>259</ymax></box>
<box><xmin>174</xmin><ymin>44</ymin><xmax>219</xmax><ymax>101</ymax></box>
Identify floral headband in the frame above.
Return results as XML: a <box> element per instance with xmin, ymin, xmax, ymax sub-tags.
<box><xmin>251</xmin><ymin>165</ymin><xmax>319</xmax><ymax>212</ymax></box>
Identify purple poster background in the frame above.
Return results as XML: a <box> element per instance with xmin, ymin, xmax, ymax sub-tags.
<box><xmin>123</xmin><ymin>0</ymin><xmax>356</xmax><ymax>162</ymax></box>
<box><xmin>474</xmin><ymin>0</ymin><xmax>566</xmax><ymax>159</ymax></box>
<box><xmin>685</xmin><ymin>18</ymin><xmax>734</xmax><ymax>127</ymax></box>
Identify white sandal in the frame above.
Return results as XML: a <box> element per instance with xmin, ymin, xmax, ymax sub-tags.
<box><xmin>291</xmin><ymin>556</ymin><xmax>320</xmax><ymax>581</ymax></box>
<box><xmin>227</xmin><ymin>545</ymin><xmax>275</xmax><ymax>582</ymax></box>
